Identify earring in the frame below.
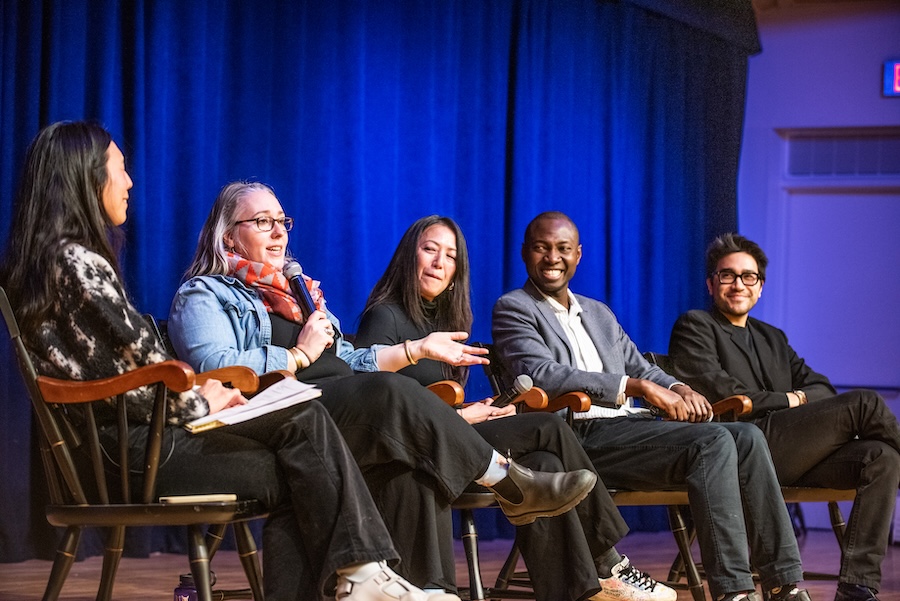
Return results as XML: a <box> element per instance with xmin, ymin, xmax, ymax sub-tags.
<box><xmin>448</xmin><ymin>282</ymin><xmax>455</xmax><ymax>291</ymax></box>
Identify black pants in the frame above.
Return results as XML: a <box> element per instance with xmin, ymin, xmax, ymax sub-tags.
<box><xmin>476</xmin><ymin>412</ymin><xmax>628</xmax><ymax>601</ymax></box>
<box><xmin>574</xmin><ymin>417</ymin><xmax>803</xmax><ymax>599</ymax></box>
<box><xmin>312</xmin><ymin>371</ymin><xmax>496</xmax><ymax>592</ymax></box>
<box><xmin>127</xmin><ymin>400</ymin><xmax>397</xmax><ymax>601</ymax></box>
<box><xmin>752</xmin><ymin>389</ymin><xmax>900</xmax><ymax>590</ymax></box>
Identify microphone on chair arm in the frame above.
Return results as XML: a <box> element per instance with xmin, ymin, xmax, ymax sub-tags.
<box><xmin>491</xmin><ymin>374</ymin><xmax>533</xmax><ymax>408</ymax></box>
<box><xmin>283</xmin><ymin>259</ymin><xmax>316</xmax><ymax>321</ymax></box>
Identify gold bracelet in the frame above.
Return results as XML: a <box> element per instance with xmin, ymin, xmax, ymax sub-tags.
<box><xmin>289</xmin><ymin>346</ymin><xmax>310</xmax><ymax>369</ymax></box>
<box><xmin>403</xmin><ymin>340</ymin><xmax>418</xmax><ymax>365</ymax></box>
<box><xmin>296</xmin><ymin>347</ymin><xmax>312</xmax><ymax>368</ymax></box>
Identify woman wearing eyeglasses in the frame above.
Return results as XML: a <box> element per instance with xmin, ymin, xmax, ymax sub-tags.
<box><xmin>168</xmin><ymin>181</ymin><xmax>597</xmax><ymax>597</ymax></box>
<box><xmin>1</xmin><ymin>122</ymin><xmax>472</xmax><ymax>601</ymax></box>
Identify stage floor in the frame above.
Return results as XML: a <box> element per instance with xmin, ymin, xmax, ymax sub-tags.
<box><xmin>0</xmin><ymin>529</ymin><xmax>897</xmax><ymax>600</ymax></box>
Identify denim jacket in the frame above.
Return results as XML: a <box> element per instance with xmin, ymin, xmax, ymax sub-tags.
<box><xmin>168</xmin><ymin>275</ymin><xmax>382</xmax><ymax>375</ymax></box>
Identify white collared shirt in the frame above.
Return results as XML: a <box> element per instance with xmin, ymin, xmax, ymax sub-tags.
<box><xmin>541</xmin><ymin>289</ymin><xmax>642</xmax><ymax>420</ymax></box>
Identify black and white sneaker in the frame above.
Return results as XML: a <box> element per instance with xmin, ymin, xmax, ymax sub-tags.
<box><xmin>590</xmin><ymin>555</ymin><xmax>676</xmax><ymax>601</ymax></box>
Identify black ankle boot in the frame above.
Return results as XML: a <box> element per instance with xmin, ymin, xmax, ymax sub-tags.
<box><xmin>488</xmin><ymin>458</ymin><xmax>597</xmax><ymax>525</ymax></box>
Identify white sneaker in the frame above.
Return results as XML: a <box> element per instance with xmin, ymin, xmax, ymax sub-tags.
<box><xmin>590</xmin><ymin>555</ymin><xmax>677</xmax><ymax>601</ymax></box>
<box><xmin>335</xmin><ymin>563</ymin><xmax>460</xmax><ymax>601</ymax></box>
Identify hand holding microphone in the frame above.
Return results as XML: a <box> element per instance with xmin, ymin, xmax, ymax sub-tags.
<box><xmin>283</xmin><ymin>259</ymin><xmax>317</xmax><ymax>321</ymax></box>
<box><xmin>284</xmin><ymin>260</ymin><xmax>333</xmax><ymax>359</ymax></box>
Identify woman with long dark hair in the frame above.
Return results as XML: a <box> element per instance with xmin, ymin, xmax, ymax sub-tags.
<box><xmin>1</xmin><ymin>121</ymin><xmax>460</xmax><ymax>601</ymax></box>
<box><xmin>168</xmin><ymin>182</ymin><xmax>597</xmax><ymax>596</ymax></box>
<box><xmin>356</xmin><ymin>216</ymin><xmax>676</xmax><ymax>601</ymax></box>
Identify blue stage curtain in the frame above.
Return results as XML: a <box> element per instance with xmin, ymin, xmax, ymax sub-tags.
<box><xmin>0</xmin><ymin>0</ymin><xmax>757</xmax><ymax>561</ymax></box>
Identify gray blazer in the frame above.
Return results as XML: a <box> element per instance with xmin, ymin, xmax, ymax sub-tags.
<box><xmin>491</xmin><ymin>280</ymin><xmax>676</xmax><ymax>405</ymax></box>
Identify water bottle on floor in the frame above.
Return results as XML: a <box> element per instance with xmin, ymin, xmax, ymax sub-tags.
<box><xmin>174</xmin><ymin>574</ymin><xmax>197</xmax><ymax>601</ymax></box>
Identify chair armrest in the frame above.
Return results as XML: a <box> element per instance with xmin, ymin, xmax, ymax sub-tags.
<box><xmin>428</xmin><ymin>380</ymin><xmax>465</xmax><ymax>406</ymax></box>
<box><xmin>257</xmin><ymin>370</ymin><xmax>296</xmax><ymax>392</ymax></box>
<box><xmin>37</xmin><ymin>360</ymin><xmax>196</xmax><ymax>404</ymax></box>
<box><xmin>518</xmin><ymin>388</ymin><xmax>549</xmax><ymax>410</ymax></box>
<box><xmin>523</xmin><ymin>390</ymin><xmax>591</xmax><ymax>413</ymax></box>
<box><xmin>711</xmin><ymin>394</ymin><xmax>752</xmax><ymax>418</ymax></box>
<box><xmin>194</xmin><ymin>366</ymin><xmax>260</xmax><ymax>394</ymax></box>
<box><xmin>547</xmin><ymin>391</ymin><xmax>591</xmax><ymax>413</ymax></box>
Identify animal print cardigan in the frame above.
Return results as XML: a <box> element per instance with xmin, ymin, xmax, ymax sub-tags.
<box><xmin>25</xmin><ymin>243</ymin><xmax>207</xmax><ymax>426</ymax></box>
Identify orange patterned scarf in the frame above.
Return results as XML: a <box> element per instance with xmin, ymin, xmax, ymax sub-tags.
<box><xmin>226</xmin><ymin>252</ymin><xmax>325</xmax><ymax>324</ymax></box>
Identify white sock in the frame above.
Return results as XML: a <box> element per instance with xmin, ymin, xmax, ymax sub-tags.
<box><xmin>474</xmin><ymin>449</ymin><xmax>509</xmax><ymax>486</ymax></box>
<box><xmin>336</xmin><ymin>560</ymin><xmax>385</xmax><ymax>583</ymax></box>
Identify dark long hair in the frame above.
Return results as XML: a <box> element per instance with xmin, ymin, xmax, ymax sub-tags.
<box><xmin>362</xmin><ymin>215</ymin><xmax>473</xmax><ymax>383</ymax></box>
<box><xmin>0</xmin><ymin>121</ymin><xmax>119</xmax><ymax>333</ymax></box>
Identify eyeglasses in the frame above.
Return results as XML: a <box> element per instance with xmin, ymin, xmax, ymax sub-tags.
<box><xmin>714</xmin><ymin>270</ymin><xmax>761</xmax><ymax>286</ymax></box>
<box><xmin>234</xmin><ymin>216</ymin><xmax>294</xmax><ymax>232</ymax></box>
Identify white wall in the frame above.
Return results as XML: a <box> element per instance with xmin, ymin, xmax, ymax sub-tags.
<box><xmin>739</xmin><ymin>0</ymin><xmax>900</xmax><ymax>390</ymax></box>
<box><xmin>739</xmin><ymin>0</ymin><xmax>900</xmax><ymax>530</ymax></box>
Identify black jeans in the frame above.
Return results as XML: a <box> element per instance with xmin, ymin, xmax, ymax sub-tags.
<box><xmin>752</xmin><ymin>389</ymin><xmax>900</xmax><ymax>590</ymax></box>
<box><xmin>574</xmin><ymin>416</ymin><xmax>803</xmax><ymax>599</ymax></box>
<box><xmin>123</xmin><ymin>400</ymin><xmax>397</xmax><ymax>601</ymax></box>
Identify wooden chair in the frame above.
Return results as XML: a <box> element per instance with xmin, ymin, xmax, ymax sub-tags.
<box><xmin>426</xmin><ymin>378</ymin><xmax>536</xmax><ymax>601</ymax></box>
<box><xmin>146</xmin><ymin>315</ymin><xmax>294</xmax><ymax>393</ymax></box>
<box><xmin>1</xmin><ymin>287</ymin><xmax>267</xmax><ymax>601</ymax></box>
<box><xmin>477</xmin><ymin>342</ymin><xmax>755</xmax><ymax>601</ymax></box>
<box><xmin>644</xmin><ymin>352</ymin><xmax>856</xmax><ymax>584</ymax></box>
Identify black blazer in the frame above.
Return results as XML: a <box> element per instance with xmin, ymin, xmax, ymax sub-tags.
<box><xmin>668</xmin><ymin>309</ymin><xmax>835</xmax><ymax>420</ymax></box>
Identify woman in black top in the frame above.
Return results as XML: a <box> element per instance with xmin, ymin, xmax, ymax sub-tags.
<box><xmin>357</xmin><ymin>216</ymin><xmax>677</xmax><ymax>601</ymax></box>
<box><xmin>0</xmin><ymin>121</ymin><xmax>457</xmax><ymax>601</ymax></box>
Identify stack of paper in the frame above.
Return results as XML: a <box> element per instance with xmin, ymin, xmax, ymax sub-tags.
<box><xmin>185</xmin><ymin>378</ymin><xmax>321</xmax><ymax>433</ymax></box>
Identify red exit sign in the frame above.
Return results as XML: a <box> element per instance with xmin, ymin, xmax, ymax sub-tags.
<box><xmin>885</xmin><ymin>60</ymin><xmax>900</xmax><ymax>97</ymax></box>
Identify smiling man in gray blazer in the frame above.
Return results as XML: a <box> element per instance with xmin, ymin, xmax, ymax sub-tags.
<box><xmin>492</xmin><ymin>211</ymin><xmax>809</xmax><ymax>601</ymax></box>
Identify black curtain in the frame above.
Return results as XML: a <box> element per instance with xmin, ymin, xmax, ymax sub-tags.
<box><xmin>0</xmin><ymin>0</ymin><xmax>758</xmax><ymax>562</ymax></box>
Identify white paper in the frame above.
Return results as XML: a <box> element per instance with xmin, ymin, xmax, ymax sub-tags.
<box><xmin>185</xmin><ymin>378</ymin><xmax>321</xmax><ymax>432</ymax></box>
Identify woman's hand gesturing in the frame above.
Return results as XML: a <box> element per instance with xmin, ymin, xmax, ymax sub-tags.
<box><xmin>409</xmin><ymin>332</ymin><xmax>489</xmax><ymax>366</ymax></box>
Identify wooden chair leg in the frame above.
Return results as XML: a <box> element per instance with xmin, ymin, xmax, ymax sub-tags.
<box><xmin>667</xmin><ymin>505</ymin><xmax>705</xmax><ymax>601</ymax></box>
<box><xmin>460</xmin><ymin>508</ymin><xmax>486</xmax><ymax>601</ymax></box>
<box><xmin>234</xmin><ymin>521</ymin><xmax>265</xmax><ymax>601</ymax></box>
<box><xmin>492</xmin><ymin>544</ymin><xmax>521</xmax><ymax>593</ymax></box>
<box><xmin>188</xmin><ymin>524</ymin><xmax>214</xmax><ymax>601</ymax></box>
<box><xmin>42</xmin><ymin>526</ymin><xmax>81</xmax><ymax>601</ymax></box>
<box><xmin>96</xmin><ymin>525</ymin><xmax>125</xmax><ymax>601</ymax></box>
<box><xmin>828</xmin><ymin>501</ymin><xmax>848</xmax><ymax>556</ymax></box>
<box><xmin>801</xmin><ymin>500</ymin><xmax>849</xmax><ymax>582</ymax></box>
<box><xmin>206</xmin><ymin>523</ymin><xmax>228</xmax><ymax>559</ymax></box>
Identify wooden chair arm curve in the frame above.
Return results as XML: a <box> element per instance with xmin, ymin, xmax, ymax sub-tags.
<box><xmin>194</xmin><ymin>366</ymin><xmax>260</xmax><ymax>394</ymax></box>
<box><xmin>519</xmin><ymin>387</ymin><xmax>549</xmax><ymax>410</ymax></box>
<box><xmin>524</xmin><ymin>390</ymin><xmax>591</xmax><ymax>413</ymax></box>
<box><xmin>711</xmin><ymin>394</ymin><xmax>752</xmax><ymax>416</ymax></box>
<box><xmin>37</xmin><ymin>360</ymin><xmax>196</xmax><ymax>404</ymax></box>
<box><xmin>428</xmin><ymin>380</ymin><xmax>465</xmax><ymax>406</ymax></box>
<box><xmin>257</xmin><ymin>370</ymin><xmax>296</xmax><ymax>392</ymax></box>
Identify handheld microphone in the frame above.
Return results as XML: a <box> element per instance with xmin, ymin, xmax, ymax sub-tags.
<box><xmin>283</xmin><ymin>260</ymin><xmax>316</xmax><ymax>321</ymax></box>
<box><xmin>491</xmin><ymin>374</ymin><xmax>533</xmax><ymax>408</ymax></box>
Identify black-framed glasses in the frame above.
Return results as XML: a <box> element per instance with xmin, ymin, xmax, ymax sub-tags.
<box><xmin>714</xmin><ymin>270</ymin><xmax>761</xmax><ymax>286</ymax></box>
<box><xmin>234</xmin><ymin>216</ymin><xmax>294</xmax><ymax>232</ymax></box>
